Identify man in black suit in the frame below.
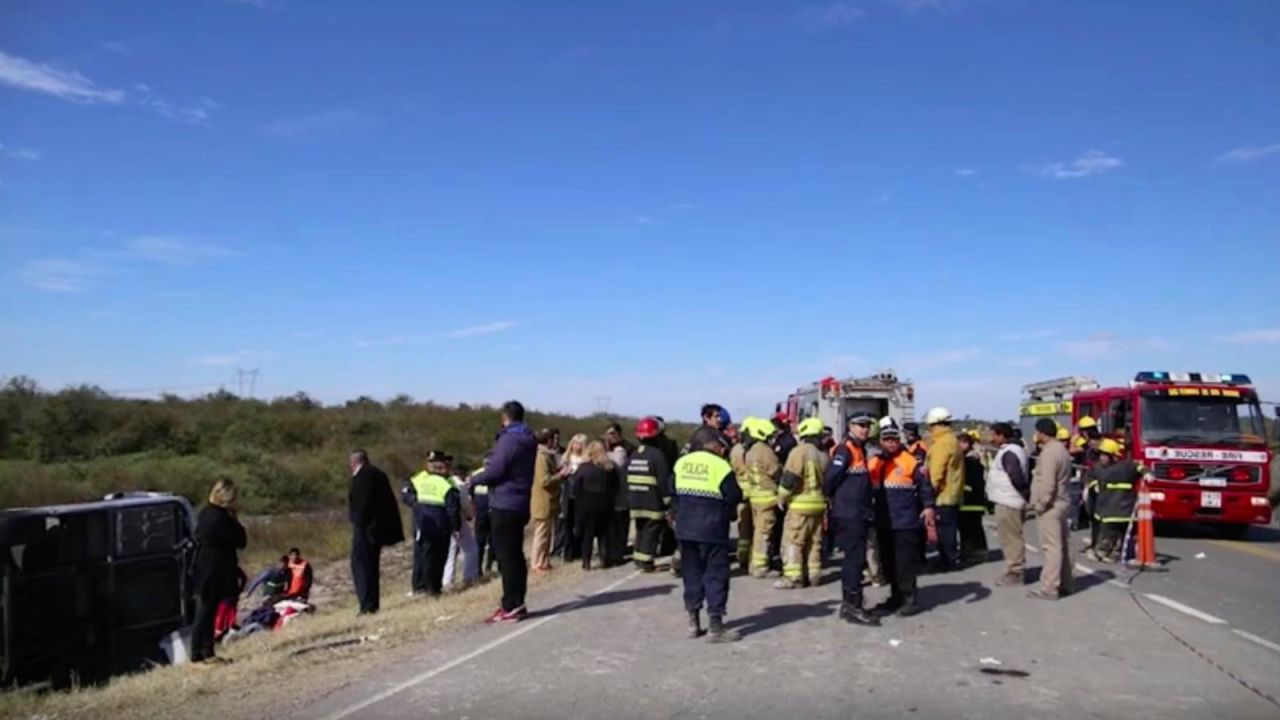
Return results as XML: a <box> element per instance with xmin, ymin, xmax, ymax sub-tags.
<box><xmin>348</xmin><ymin>449</ymin><xmax>405</xmax><ymax>615</ymax></box>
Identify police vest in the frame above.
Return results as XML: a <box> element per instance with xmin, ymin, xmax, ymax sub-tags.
<box><xmin>675</xmin><ymin>451</ymin><xmax>733</xmax><ymax>500</ymax></box>
<box><xmin>410</xmin><ymin>472</ymin><xmax>452</xmax><ymax>507</ymax></box>
<box><xmin>872</xmin><ymin>451</ymin><xmax>919</xmax><ymax>490</ymax></box>
<box><xmin>470</xmin><ymin>468</ymin><xmax>489</xmax><ymax>496</ymax></box>
<box><xmin>787</xmin><ymin>444</ymin><xmax>827</xmax><ymax>515</ymax></box>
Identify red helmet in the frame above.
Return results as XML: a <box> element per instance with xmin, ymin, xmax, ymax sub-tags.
<box><xmin>635</xmin><ymin>417</ymin><xmax>659</xmax><ymax>439</ymax></box>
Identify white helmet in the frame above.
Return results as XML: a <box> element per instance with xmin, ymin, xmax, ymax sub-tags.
<box><xmin>924</xmin><ymin>406</ymin><xmax>952</xmax><ymax>426</ymax></box>
<box><xmin>878</xmin><ymin>416</ymin><xmax>899</xmax><ymax>432</ymax></box>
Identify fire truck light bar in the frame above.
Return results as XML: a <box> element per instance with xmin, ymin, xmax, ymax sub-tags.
<box><xmin>1134</xmin><ymin>371</ymin><xmax>1252</xmax><ymax>386</ymax></box>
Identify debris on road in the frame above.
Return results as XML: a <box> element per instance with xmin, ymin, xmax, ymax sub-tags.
<box><xmin>889</xmin><ymin>639</ymin><xmax>903</xmax><ymax>647</ymax></box>
<box><xmin>1195</xmin><ymin>552</ymin><xmax>1206</xmax><ymax>559</ymax></box>
<box><xmin>979</xmin><ymin>657</ymin><xmax>1003</xmax><ymax>666</ymax></box>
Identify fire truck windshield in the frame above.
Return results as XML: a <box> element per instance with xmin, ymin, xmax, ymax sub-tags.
<box><xmin>1139</xmin><ymin>393</ymin><xmax>1267</xmax><ymax>448</ymax></box>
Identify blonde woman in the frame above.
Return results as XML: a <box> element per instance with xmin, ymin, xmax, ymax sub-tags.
<box><xmin>569</xmin><ymin>441</ymin><xmax>621</xmax><ymax>570</ymax></box>
<box><xmin>554</xmin><ymin>434</ymin><xmax>590</xmax><ymax>562</ymax></box>
<box><xmin>192</xmin><ymin>479</ymin><xmax>247</xmax><ymax>664</ymax></box>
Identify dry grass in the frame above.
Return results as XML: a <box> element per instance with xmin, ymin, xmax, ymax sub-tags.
<box><xmin>0</xmin><ymin>552</ymin><xmax>588</xmax><ymax>720</ymax></box>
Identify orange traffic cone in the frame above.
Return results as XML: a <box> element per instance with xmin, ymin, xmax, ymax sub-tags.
<box><xmin>1132</xmin><ymin>474</ymin><xmax>1158</xmax><ymax>569</ymax></box>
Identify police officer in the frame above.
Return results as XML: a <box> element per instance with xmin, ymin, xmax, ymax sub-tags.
<box><xmin>469</xmin><ymin>453</ymin><xmax>493</xmax><ymax>576</ymax></box>
<box><xmin>904</xmin><ymin>422</ymin><xmax>928</xmax><ymax>465</ymax></box>
<box><xmin>869</xmin><ymin>423</ymin><xmax>936</xmax><ymax>616</ymax></box>
<box><xmin>628</xmin><ymin>417</ymin><xmax>673</xmax><ymax>572</ymax></box>
<box><xmin>822</xmin><ymin>413</ymin><xmax>879</xmax><ymax>625</ymax></box>
<box><xmin>1087</xmin><ymin>438</ymin><xmax>1141</xmax><ymax>562</ymax></box>
<box><xmin>776</xmin><ymin>417</ymin><xmax>829</xmax><ymax>589</ymax></box>
<box><xmin>670</xmin><ymin>437</ymin><xmax>744</xmax><ymax>643</ymax></box>
<box><xmin>744</xmin><ymin>418</ymin><xmax>782</xmax><ymax>578</ymax></box>
<box><xmin>402</xmin><ymin>451</ymin><xmax>462</xmax><ymax>597</ymax></box>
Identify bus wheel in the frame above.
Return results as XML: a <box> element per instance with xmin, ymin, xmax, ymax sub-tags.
<box><xmin>1219</xmin><ymin>523</ymin><xmax>1251</xmax><ymax>541</ymax></box>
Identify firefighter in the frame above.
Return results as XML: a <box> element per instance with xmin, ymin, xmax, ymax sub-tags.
<box><xmin>1087</xmin><ymin>439</ymin><xmax>1142</xmax><ymax>562</ymax></box>
<box><xmin>402</xmin><ymin>451</ymin><xmax>463</xmax><ymax>598</ymax></box>
<box><xmin>904</xmin><ymin>422</ymin><xmax>928</xmax><ymax>464</ymax></box>
<box><xmin>775</xmin><ymin>417</ymin><xmax>830</xmax><ymax>589</ymax></box>
<box><xmin>728</xmin><ymin>418</ymin><xmax>758</xmax><ymax>571</ymax></box>
<box><xmin>869</xmin><ymin>422</ymin><xmax>937</xmax><ymax>616</ymax></box>
<box><xmin>744</xmin><ymin>418</ymin><xmax>782</xmax><ymax>578</ymax></box>
<box><xmin>670</xmin><ymin>437</ymin><xmax>743</xmax><ymax>643</ymax></box>
<box><xmin>628</xmin><ymin>417</ymin><xmax>673</xmax><ymax>573</ymax></box>
<box><xmin>925</xmin><ymin>407</ymin><xmax>965</xmax><ymax>572</ymax></box>
<box><xmin>822</xmin><ymin>413</ymin><xmax>879</xmax><ymax>625</ymax></box>
<box><xmin>957</xmin><ymin>431</ymin><xmax>989</xmax><ymax>566</ymax></box>
<box><xmin>1073</xmin><ymin>417</ymin><xmax>1103</xmax><ymax>544</ymax></box>
<box><xmin>771</xmin><ymin>412</ymin><xmax>798</xmax><ymax>466</ymax></box>
<box><xmin>652</xmin><ymin>416</ymin><xmax>683</xmax><ymax>576</ymax></box>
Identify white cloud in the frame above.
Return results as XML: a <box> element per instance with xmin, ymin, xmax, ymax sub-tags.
<box><xmin>1218</xmin><ymin>329</ymin><xmax>1280</xmax><ymax>344</ymax></box>
<box><xmin>1217</xmin><ymin>143</ymin><xmax>1280</xmax><ymax>164</ymax></box>
<box><xmin>448</xmin><ymin>321</ymin><xmax>518</xmax><ymax>339</ymax></box>
<box><xmin>1057</xmin><ymin>333</ymin><xmax>1171</xmax><ymax>361</ymax></box>
<box><xmin>16</xmin><ymin>258</ymin><xmax>106</xmax><ymax>292</ymax></box>
<box><xmin>0</xmin><ymin>143</ymin><xmax>39</xmax><ymax>161</ymax></box>
<box><xmin>0</xmin><ymin>50</ymin><xmax>125</xmax><ymax>104</ymax></box>
<box><xmin>134</xmin><ymin>84</ymin><xmax>220</xmax><ymax>125</ymax></box>
<box><xmin>123</xmin><ymin>236</ymin><xmax>238</xmax><ymax>265</ymax></box>
<box><xmin>1037</xmin><ymin>149</ymin><xmax>1123</xmax><ymax>180</ymax></box>
<box><xmin>260</xmin><ymin>110</ymin><xmax>380</xmax><ymax>139</ymax></box>
<box><xmin>997</xmin><ymin>329</ymin><xmax>1058</xmax><ymax>342</ymax></box>
<box><xmin>954</xmin><ymin>168</ymin><xmax>977</xmax><ymax>177</ymax></box>
<box><xmin>799</xmin><ymin>3</ymin><xmax>868</xmax><ymax>30</ymax></box>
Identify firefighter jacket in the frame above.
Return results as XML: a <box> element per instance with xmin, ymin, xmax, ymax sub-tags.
<box><xmin>729</xmin><ymin>441</ymin><xmax>750</xmax><ymax>496</ymax></box>
<box><xmin>403</xmin><ymin>471</ymin><xmax>461</xmax><ymax>537</ymax></box>
<box><xmin>869</xmin><ymin>449</ymin><xmax>936</xmax><ymax>531</ymax></box>
<box><xmin>669</xmin><ymin>450</ymin><xmax>743</xmax><ymax>546</ymax></box>
<box><xmin>779</xmin><ymin>439</ymin><xmax>829</xmax><ymax>515</ymax></box>
<box><xmin>823</xmin><ymin>437</ymin><xmax>874</xmax><ymax>521</ymax></box>
<box><xmin>1092</xmin><ymin>460</ymin><xmax>1142</xmax><ymax>524</ymax></box>
<box><xmin>627</xmin><ymin>443</ymin><xmax>672</xmax><ymax>521</ymax></box>
<box><xmin>927</xmin><ymin>426</ymin><xmax>965</xmax><ymax>508</ymax></box>
<box><xmin>745</xmin><ymin>442</ymin><xmax>782</xmax><ymax>508</ymax></box>
<box><xmin>961</xmin><ymin>451</ymin><xmax>987</xmax><ymax>513</ymax></box>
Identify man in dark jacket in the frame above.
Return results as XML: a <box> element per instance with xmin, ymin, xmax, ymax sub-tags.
<box><xmin>822</xmin><ymin>414</ymin><xmax>879</xmax><ymax>626</ymax></box>
<box><xmin>402</xmin><ymin>451</ymin><xmax>463</xmax><ymax>597</ymax></box>
<box><xmin>683</xmin><ymin>404</ymin><xmax>731</xmax><ymax>456</ymax></box>
<box><xmin>348</xmin><ymin>449</ymin><xmax>405</xmax><ymax>615</ymax></box>
<box><xmin>471</xmin><ymin>400</ymin><xmax>537</xmax><ymax>623</ymax></box>
<box><xmin>869</xmin><ymin>425</ymin><xmax>936</xmax><ymax>617</ymax></box>
<box><xmin>669</xmin><ymin>437</ymin><xmax>743</xmax><ymax>643</ymax></box>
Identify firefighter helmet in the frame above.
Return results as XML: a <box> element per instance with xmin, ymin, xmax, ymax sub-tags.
<box><xmin>797</xmin><ymin>417</ymin><xmax>823</xmax><ymax>438</ymax></box>
<box><xmin>1097</xmin><ymin>438</ymin><xmax>1121</xmax><ymax>456</ymax></box>
<box><xmin>924</xmin><ymin>407</ymin><xmax>952</xmax><ymax>425</ymax></box>
<box><xmin>635</xmin><ymin>417</ymin><xmax>659</xmax><ymax>440</ymax></box>
<box><xmin>1078</xmin><ymin>416</ymin><xmax>1098</xmax><ymax>429</ymax></box>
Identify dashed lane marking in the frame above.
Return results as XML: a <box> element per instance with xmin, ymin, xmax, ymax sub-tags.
<box><xmin>1142</xmin><ymin>593</ymin><xmax>1228</xmax><ymax>625</ymax></box>
<box><xmin>1208</xmin><ymin>540</ymin><xmax>1280</xmax><ymax>563</ymax></box>
<box><xmin>1232</xmin><ymin>629</ymin><xmax>1280</xmax><ymax>656</ymax></box>
<box><xmin>320</xmin><ymin>570</ymin><xmax>643</xmax><ymax>720</ymax></box>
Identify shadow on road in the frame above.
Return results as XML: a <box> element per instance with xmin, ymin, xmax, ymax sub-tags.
<box><xmin>919</xmin><ymin>582</ymin><xmax>990</xmax><ymax>612</ymax></box>
<box><xmin>726</xmin><ymin>600</ymin><xmax>839</xmax><ymax>637</ymax></box>
<box><xmin>532</xmin><ymin>583</ymin><xmax>675</xmax><ymax>619</ymax></box>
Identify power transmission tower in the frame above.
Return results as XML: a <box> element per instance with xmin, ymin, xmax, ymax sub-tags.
<box><xmin>235</xmin><ymin>368</ymin><xmax>261</xmax><ymax>398</ymax></box>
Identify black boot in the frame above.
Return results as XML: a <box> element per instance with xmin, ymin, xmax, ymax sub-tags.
<box><xmin>707</xmin><ymin>615</ymin><xmax>740</xmax><ymax>643</ymax></box>
<box><xmin>839</xmin><ymin>595</ymin><xmax>879</xmax><ymax>626</ymax></box>
<box><xmin>896</xmin><ymin>594</ymin><xmax>920</xmax><ymax>617</ymax></box>
<box><xmin>687</xmin><ymin>610</ymin><xmax>703</xmax><ymax>639</ymax></box>
<box><xmin>874</xmin><ymin>593</ymin><xmax>904</xmax><ymax>616</ymax></box>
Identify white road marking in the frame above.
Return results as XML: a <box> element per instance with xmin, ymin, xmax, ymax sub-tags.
<box><xmin>1142</xmin><ymin>593</ymin><xmax>1228</xmax><ymax>625</ymax></box>
<box><xmin>1232</xmin><ymin>629</ymin><xmax>1280</xmax><ymax>655</ymax></box>
<box><xmin>321</xmin><ymin>570</ymin><xmax>642</xmax><ymax>720</ymax></box>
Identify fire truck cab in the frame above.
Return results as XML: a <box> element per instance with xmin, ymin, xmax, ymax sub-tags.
<box><xmin>1071</xmin><ymin>372</ymin><xmax>1272</xmax><ymax>536</ymax></box>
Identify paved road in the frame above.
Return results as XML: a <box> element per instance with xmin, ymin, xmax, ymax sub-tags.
<box><xmin>297</xmin><ymin>520</ymin><xmax>1280</xmax><ymax>720</ymax></box>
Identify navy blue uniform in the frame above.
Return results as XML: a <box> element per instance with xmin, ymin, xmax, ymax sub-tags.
<box><xmin>823</xmin><ymin>438</ymin><xmax>874</xmax><ymax>603</ymax></box>
<box><xmin>402</xmin><ymin>473</ymin><xmax>462</xmax><ymax>597</ymax></box>
<box><xmin>669</xmin><ymin>451</ymin><xmax>742</xmax><ymax>617</ymax></box>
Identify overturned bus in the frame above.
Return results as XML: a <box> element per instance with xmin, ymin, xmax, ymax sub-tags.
<box><xmin>0</xmin><ymin>492</ymin><xmax>196</xmax><ymax>688</ymax></box>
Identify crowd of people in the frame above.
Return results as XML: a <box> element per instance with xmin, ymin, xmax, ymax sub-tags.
<box><xmin>339</xmin><ymin>399</ymin><xmax>1130</xmax><ymax>644</ymax></box>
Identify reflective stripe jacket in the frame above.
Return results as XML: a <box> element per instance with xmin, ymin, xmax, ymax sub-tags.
<box><xmin>869</xmin><ymin>450</ymin><xmax>935</xmax><ymax>531</ymax></box>
<box><xmin>626</xmin><ymin>444</ymin><xmax>672</xmax><ymax>520</ymax></box>
<box><xmin>729</xmin><ymin>442</ymin><xmax>751</xmax><ymax>497</ymax></box>
<box><xmin>780</xmin><ymin>440</ymin><xmax>829</xmax><ymax>515</ymax></box>
<box><xmin>1092</xmin><ymin>460</ymin><xmax>1142</xmax><ymax>523</ymax></box>
<box><xmin>670</xmin><ymin>450</ymin><xmax>743</xmax><ymax>546</ymax></box>
<box><xmin>823</xmin><ymin>438</ymin><xmax>874</xmax><ymax>521</ymax></box>
<box><xmin>745</xmin><ymin>442</ymin><xmax>782</xmax><ymax>506</ymax></box>
<box><xmin>961</xmin><ymin>451</ymin><xmax>987</xmax><ymax>513</ymax></box>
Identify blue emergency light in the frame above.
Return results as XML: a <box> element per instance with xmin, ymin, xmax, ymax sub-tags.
<box><xmin>1134</xmin><ymin>371</ymin><xmax>1252</xmax><ymax>385</ymax></box>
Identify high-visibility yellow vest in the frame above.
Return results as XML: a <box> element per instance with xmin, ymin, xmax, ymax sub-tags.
<box><xmin>410</xmin><ymin>472</ymin><xmax>452</xmax><ymax>506</ymax></box>
<box><xmin>675</xmin><ymin>451</ymin><xmax>732</xmax><ymax>500</ymax></box>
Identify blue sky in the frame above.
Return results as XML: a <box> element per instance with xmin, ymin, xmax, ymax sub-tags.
<box><xmin>2</xmin><ymin>0</ymin><xmax>1278</xmax><ymax>421</ymax></box>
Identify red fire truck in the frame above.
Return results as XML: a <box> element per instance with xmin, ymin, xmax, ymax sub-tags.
<box><xmin>1071</xmin><ymin>371</ymin><xmax>1272</xmax><ymax>537</ymax></box>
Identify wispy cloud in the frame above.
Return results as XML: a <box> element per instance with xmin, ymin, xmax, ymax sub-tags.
<box><xmin>997</xmin><ymin>329</ymin><xmax>1058</xmax><ymax>342</ymax></box>
<box><xmin>1218</xmin><ymin>328</ymin><xmax>1280</xmax><ymax>344</ymax></box>
<box><xmin>123</xmin><ymin>236</ymin><xmax>238</xmax><ymax>265</ymax></box>
<box><xmin>0</xmin><ymin>50</ymin><xmax>125</xmax><ymax>104</ymax></box>
<box><xmin>799</xmin><ymin>2</ymin><xmax>868</xmax><ymax>30</ymax></box>
<box><xmin>1057</xmin><ymin>333</ymin><xmax>1171</xmax><ymax>361</ymax></box>
<box><xmin>260</xmin><ymin>110</ymin><xmax>381</xmax><ymax>139</ymax></box>
<box><xmin>1216</xmin><ymin>143</ymin><xmax>1280</xmax><ymax>165</ymax></box>
<box><xmin>448</xmin><ymin>321</ymin><xmax>518</xmax><ymax>339</ymax></box>
<box><xmin>953</xmin><ymin>168</ymin><xmax>977</xmax><ymax>177</ymax></box>
<box><xmin>134</xmin><ymin>84</ymin><xmax>220</xmax><ymax>125</ymax></box>
<box><xmin>0</xmin><ymin>143</ymin><xmax>39</xmax><ymax>161</ymax></box>
<box><xmin>16</xmin><ymin>258</ymin><xmax>107</xmax><ymax>292</ymax></box>
<box><xmin>1036</xmin><ymin>149</ymin><xmax>1123</xmax><ymax>180</ymax></box>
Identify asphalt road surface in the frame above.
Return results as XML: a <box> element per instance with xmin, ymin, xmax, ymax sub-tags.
<box><xmin>296</xmin><ymin>519</ymin><xmax>1280</xmax><ymax>720</ymax></box>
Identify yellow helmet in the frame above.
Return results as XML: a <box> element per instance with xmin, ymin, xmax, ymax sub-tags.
<box><xmin>1073</xmin><ymin>435</ymin><xmax>1086</xmax><ymax>449</ymax></box>
<box><xmin>797</xmin><ymin>417</ymin><xmax>824</xmax><ymax>439</ymax></box>
<box><xmin>1078</xmin><ymin>416</ymin><xmax>1097</xmax><ymax>430</ymax></box>
<box><xmin>1056</xmin><ymin>427</ymin><xmax>1070</xmax><ymax>441</ymax></box>
<box><xmin>745</xmin><ymin>417</ymin><xmax>773</xmax><ymax>442</ymax></box>
<box><xmin>1098</xmin><ymin>438</ymin><xmax>1121</xmax><ymax>456</ymax></box>
<box><xmin>966</xmin><ymin>429</ymin><xmax>981</xmax><ymax>441</ymax></box>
